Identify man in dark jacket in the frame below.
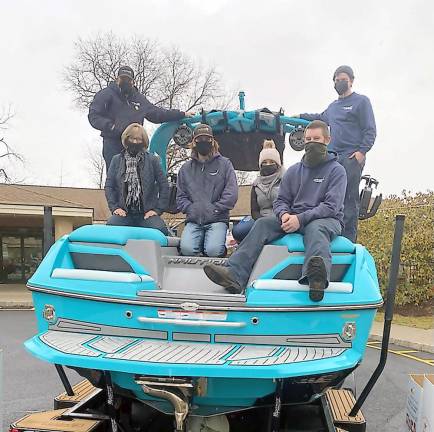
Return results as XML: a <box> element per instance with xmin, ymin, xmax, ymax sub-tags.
<box><xmin>177</xmin><ymin>124</ymin><xmax>238</xmax><ymax>257</ymax></box>
<box><xmin>88</xmin><ymin>66</ymin><xmax>193</xmax><ymax>170</ymax></box>
<box><xmin>204</xmin><ymin>120</ymin><xmax>347</xmax><ymax>301</ymax></box>
<box><xmin>294</xmin><ymin>65</ymin><xmax>376</xmax><ymax>242</ymax></box>
<box><xmin>105</xmin><ymin>123</ymin><xmax>169</xmax><ymax>235</ymax></box>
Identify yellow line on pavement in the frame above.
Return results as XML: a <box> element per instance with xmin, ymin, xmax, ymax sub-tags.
<box><xmin>367</xmin><ymin>344</ymin><xmax>434</xmax><ymax>367</ymax></box>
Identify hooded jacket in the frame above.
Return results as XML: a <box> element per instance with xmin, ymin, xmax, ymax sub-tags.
<box><xmin>105</xmin><ymin>150</ymin><xmax>169</xmax><ymax>215</ymax></box>
<box><xmin>176</xmin><ymin>153</ymin><xmax>238</xmax><ymax>225</ymax></box>
<box><xmin>273</xmin><ymin>153</ymin><xmax>347</xmax><ymax>228</ymax></box>
<box><xmin>88</xmin><ymin>82</ymin><xmax>185</xmax><ymax>139</ymax></box>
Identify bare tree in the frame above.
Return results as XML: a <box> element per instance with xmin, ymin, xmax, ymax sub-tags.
<box><xmin>235</xmin><ymin>170</ymin><xmax>255</xmax><ymax>186</ymax></box>
<box><xmin>86</xmin><ymin>145</ymin><xmax>105</xmax><ymax>189</ymax></box>
<box><xmin>0</xmin><ymin>106</ymin><xmax>23</xmax><ymax>183</ymax></box>
<box><xmin>64</xmin><ymin>32</ymin><xmax>232</xmax><ymax>112</ymax></box>
<box><xmin>64</xmin><ymin>33</ymin><xmax>234</xmax><ymax>176</ymax></box>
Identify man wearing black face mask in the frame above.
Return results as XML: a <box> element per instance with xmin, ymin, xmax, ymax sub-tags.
<box><xmin>294</xmin><ymin>65</ymin><xmax>376</xmax><ymax>242</ymax></box>
<box><xmin>204</xmin><ymin>120</ymin><xmax>347</xmax><ymax>302</ymax></box>
<box><xmin>176</xmin><ymin>124</ymin><xmax>238</xmax><ymax>257</ymax></box>
<box><xmin>88</xmin><ymin>65</ymin><xmax>194</xmax><ymax>171</ymax></box>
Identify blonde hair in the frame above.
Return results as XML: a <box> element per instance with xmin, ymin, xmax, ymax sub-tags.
<box><xmin>121</xmin><ymin>123</ymin><xmax>149</xmax><ymax>149</ymax></box>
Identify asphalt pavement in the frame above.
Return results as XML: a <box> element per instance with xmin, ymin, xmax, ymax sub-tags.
<box><xmin>1</xmin><ymin>310</ymin><xmax>432</xmax><ymax>431</ymax></box>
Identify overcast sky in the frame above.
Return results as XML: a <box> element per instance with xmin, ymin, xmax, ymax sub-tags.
<box><xmin>1</xmin><ymin>0</ymin><xmax>432</xmax><ymax>195</ymax></box>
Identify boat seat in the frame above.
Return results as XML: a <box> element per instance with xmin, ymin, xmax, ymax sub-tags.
<box><xmin>271</xmin><ymin>233</ymin><xmax>355</xmax><ymax>253</ymax></box>
<box><xmin>69</xmin><ymin>225</ymin><xmax>180</xmax><ymax>248</ymax></box>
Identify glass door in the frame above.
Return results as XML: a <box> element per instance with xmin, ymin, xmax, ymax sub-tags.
<box><xmin>23</xmin><ymin>236</ymin><xmax>43</xmax><ymax>280</ymax></box>
<box><xmin>1</xmin><ymin>236</ymin><xmax>24</xmax><ymax>282</ymax></box>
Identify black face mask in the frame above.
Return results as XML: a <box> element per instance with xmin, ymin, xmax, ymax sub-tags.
<box><xmin>119</xmin><ymin>80</ymin><xmax>133</xmax><ymax>95</ymax></box>
<box><xmin>304</xmin><ymin>141</ymin><xmax>328</xmax><ymax>167</ymax></box>
<box><xmin>126</xmin><ymin>142</ymin><xmax>143</xmax><ymax>156</ymax></box>
<box><xmin>334</xmin><ymin>80</ymin><xmax>349</xmax><ymax>95</ymax></box>
<box><xmin>195</xmin><ymin>141</ymin><xmax>213</xmax><ymax>156</ymax></box>
<box><xmin>260</xmin><ymin>164</ymin><xmax>278</xmax><ymax>176</ymax></box>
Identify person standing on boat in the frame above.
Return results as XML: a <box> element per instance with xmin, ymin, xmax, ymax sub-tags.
<box><xmin>293</xmin><ymin>65</ymin><xmax>376</xmax><ymax>242</ymax></box>
<box><xmin>105</xmin><ymin>123</ymin><xmax>169</xmax><ymax>235</ymax></box>
<box><xmin>203</xmin><ymin>120</ymin><xmax>347</xmax><ymax>301</ymax></box>
<box><xmin>88</xmin><ymin>66</ymin><xmax>194</xmax><ymax>171</ymax></box>
<box><xmin>177</xmin><ymin>124</ymin><xmax>238</xmax><ymax>257</ymax></box>
<box><xmin>232</xmin><ymin>140</ymin><xmax>283</xmax><ymax>243</ymax></box>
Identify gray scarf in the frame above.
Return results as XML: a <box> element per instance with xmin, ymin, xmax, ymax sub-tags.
<box><xmin>124</xmin><ymin>151</ymin><xmax>143</xmax><ymax>210</ymax></box>
<box><xmin>254</xmin><ymin>168</ymin><xmax>282</xmax><ymax>200</ymax></box>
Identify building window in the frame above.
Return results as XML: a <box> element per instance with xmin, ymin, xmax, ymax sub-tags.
<box><xmin>0</xmin><ymin>233</ymin><xmax>42</xmax><ymax>283</ymax></box>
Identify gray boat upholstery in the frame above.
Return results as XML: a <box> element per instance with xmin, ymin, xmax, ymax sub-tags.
<box><xmin>65</xmin><ymin>226</ymin><xmax>355</xmax><ymax>294</ymax></box>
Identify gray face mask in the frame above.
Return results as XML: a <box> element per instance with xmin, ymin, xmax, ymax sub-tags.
<box><xmin>304</xmin><ymin>141</ymin><xmax>328</xmax><ymax>167</ymax></box>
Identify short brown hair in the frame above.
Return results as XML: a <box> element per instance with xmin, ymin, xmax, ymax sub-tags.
<box><xmin>305</xmin><ymin>120</ymin><xmax>330</xmax><ymax>138</ymax></box>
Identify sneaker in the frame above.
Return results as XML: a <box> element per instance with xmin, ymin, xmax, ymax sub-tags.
<box><xmin>203</xmin><ymin>264</ymin><xmax>243</xmax><ymax>294</ymax></box>
<box><xmin>306</xmin><ymin>256</ymin><xmax>327</xmax><ymax>302</ymax></box>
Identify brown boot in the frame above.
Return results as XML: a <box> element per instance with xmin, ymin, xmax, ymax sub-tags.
<box><xmin>306</xmin><ymin>256</ymin><xmax>327</xmax><ymax>302</ymax></box>
<box><xmin>203</xmin><ymin>264</ymin><xmax>243</xmax><ymax>294</ymax></box>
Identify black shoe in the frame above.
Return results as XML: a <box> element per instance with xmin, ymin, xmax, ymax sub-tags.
<box><xmin>203</xmin><ymin>264</ymin><xmax>243</xmax><ymax>294</ymax></box>
<box><xmin>306</xmin><ymin>256</ymin><xmax>327</xmax><ymax>302</ymax></box>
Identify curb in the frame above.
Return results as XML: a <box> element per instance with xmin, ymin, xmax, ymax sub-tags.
<box><xmin>0</xmin><ymin>301</ymin><xmax>34</xmax><ymax>310</ymax></box>
<box><xmin>369</xmin><ymin>333</ymin><xmax>434</xmax><ymax>354</ymax></box>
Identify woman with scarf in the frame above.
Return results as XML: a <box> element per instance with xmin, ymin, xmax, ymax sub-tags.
<box><xmin>105</xmin><ymin>123</ymin><xmax>169</xmax><ymax>235</ymax></box>
<box><xmin>232</xmin><ymin>140</ymin><xmax>283</xmax><ymax>242</ymax></box>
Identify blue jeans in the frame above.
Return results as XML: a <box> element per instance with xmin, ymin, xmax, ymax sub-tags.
<box><xmin>338</xmin><ymin>156</ymin><xmax>364</xmax><ymax>242</ymax></box>
<box><xmin>232</xmin><ymin>217</ymin><xmax>256</xmax><ymax>243</ymax></box>
<box><xmin>228</xmin><ymin>216</ymin><xmax>341</xmax><ymax>288</ymax></box>
<box><xmin>107</xmin><ymin>213</ymin><xmax>169</xmax><ymax>236</ymax></box>
<box><xmin>180</xmin><ymin>222</ymin><xmax>228</xmax><ymax>257</ymax></box>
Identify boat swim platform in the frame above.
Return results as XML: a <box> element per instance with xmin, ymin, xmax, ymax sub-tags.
<box><xmin>24</xmin><ymin>329</ymin><xmax>360</xmax><ymax>379</ymax></box>
<box><xmin>13</xmin><ymin>379</ymin><xmax>365</xmax><ymax>432</ymax></box>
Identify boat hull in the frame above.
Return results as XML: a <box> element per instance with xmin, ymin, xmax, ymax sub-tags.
<box><xmin>25</xmin><ymin>288</ymin><xmax>377</xmax><ymax>411</ymax></box>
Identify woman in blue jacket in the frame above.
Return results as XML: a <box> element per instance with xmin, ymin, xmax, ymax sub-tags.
<box><xmin>105</xmin><ymin>123</ymin><xmax>169</xmax><ymax>235</ymax></box>
<box><xmin>176</xmin><ymin>124</ymin><xmax>238</xmax><ymax>257</ymax></box>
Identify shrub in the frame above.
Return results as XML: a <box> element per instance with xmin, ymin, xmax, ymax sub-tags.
<box><xmin>358</xmin><ymin>191</ymin><xmax>433</xmax><ymax>306</ymax></box>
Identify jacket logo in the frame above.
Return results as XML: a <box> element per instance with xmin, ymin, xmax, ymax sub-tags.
<box><xmin>313</xmin><ymin>177</ymin><xmax>324</xmax><ymax>183</ymax></box>
<box><xmin>343</xmin><ymin>105</ymin><xmax>353</xmax><ymax>110</ymax></box>
<box><xmin>209</xmin><ymin>170</ymin><xmax>219</xmax><ymax>176</ymax></box>
<box><xmin>131</xmin><ymin>102</ymin><xmax>141</xmax><ymax>111</ymax></box>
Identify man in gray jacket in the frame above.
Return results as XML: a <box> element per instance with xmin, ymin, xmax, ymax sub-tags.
<box><xmin>204</xmin><ymin>120</ymin><xmax>347</xmax><ymax>301</ymax></box>
<box><xmin>177</xmin><ymin>124</ymin><xmax>238</xmax><ymax>257</ymax></box>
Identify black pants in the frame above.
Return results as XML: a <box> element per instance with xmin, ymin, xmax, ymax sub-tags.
<box><xmin>228</xmin><ymin>216</ymin><xmax>341</xmax><ymax>288</ymax></box>
<box><xmin>107</xmin><ymin>214</ymin><xmax>169</xmax><ymax>236</ymax></box>
<box><xmin>103</xmin><ymin>137</ymin><xmax>123</xmax><ymax>172</ymax></box>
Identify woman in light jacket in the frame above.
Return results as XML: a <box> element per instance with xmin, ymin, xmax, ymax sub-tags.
<box><xmin>232</xmin><ymin>140</ymin><xmax>283</xmax><ymax>242</ymax></box>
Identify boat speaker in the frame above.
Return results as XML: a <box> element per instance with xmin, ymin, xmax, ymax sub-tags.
<box><xmin>289</xmin><ymin>126</ymin><xmax>306</xmax><ymax>151</ymax></box>
<box><xmin>173</xmin><ymin>124</ymin><xmax>193</xmax><ymax>149</ymax></box>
